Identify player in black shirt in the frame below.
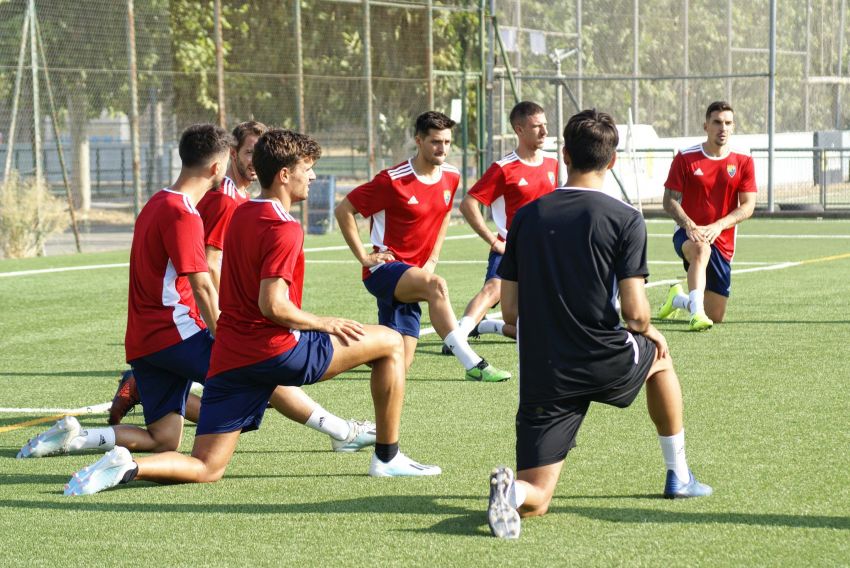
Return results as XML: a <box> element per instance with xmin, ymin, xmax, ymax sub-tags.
<box><xmin>486</xmin><ymin>109</ymin><xmax>712</xmax><ymax>540</ymax></box>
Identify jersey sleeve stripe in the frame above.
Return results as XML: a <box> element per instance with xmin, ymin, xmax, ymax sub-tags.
<box><xmin>496</xmin><ymin>151</ymin><xmax>519</xmax><ymax>167</ymax></box>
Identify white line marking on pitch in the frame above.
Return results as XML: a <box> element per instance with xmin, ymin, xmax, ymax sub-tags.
<box><xmin>0</xmin><ymin>263</ymin><xmax>128</xmax><ymax>277</ymax></box>
<box><xmin>648</xmin><ymin>233</ymin><xmax>850</xmax><ymax>239</ymax></box>
<box><xmin>0</xmin><ymin>256</ymin><xmax>825</xmax><ymax>417</ymax></box>
<box><xmin>0</xmin><ymin>402</ymin><xmax>111</xmax><ymax>415</ymax></box>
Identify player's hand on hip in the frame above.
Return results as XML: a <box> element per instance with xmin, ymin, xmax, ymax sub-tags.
<box><xmin>490</xmin><ymin>239</ymin><xmax>506</xmax><ymax>255</ymax></box>
<box><xmin>320</xmin><ymin>317</ymin><xmax>365</xmax><ymax>345</ymax></box>
<box><xmin>644</xmin><ymin>325</ymin><xmax>669</xmax><ymax>360</ymax></box>
<box><xmin>362</xmin><ymin>251</ymin><xmax>395</xmax><ymax>268</ymax></box>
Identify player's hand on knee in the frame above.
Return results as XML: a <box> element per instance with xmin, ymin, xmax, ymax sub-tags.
<box><xmin>644</xmin><ymin>325</ymin><xmax>669</xmax><ymax>360</ymax></box>
<box><xmin>320</xmin><ymin>317</ymin><xmax>365</xmax><ymax>345</ymax></box>
<box><xmin>362</xmin><ymin>251</ymin><xmax>395</xmax><ymax>267</ymax></box>
<box><xmin>699</xmin><ymin>222</ymin><xmax>722</xmax><ymax>244</ymax></box>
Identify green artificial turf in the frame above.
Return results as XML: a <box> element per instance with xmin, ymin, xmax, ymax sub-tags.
<box><xmin>0</xmin><ymin>219</ymin><xmax>848</xmax><ymax>567</ymax></box>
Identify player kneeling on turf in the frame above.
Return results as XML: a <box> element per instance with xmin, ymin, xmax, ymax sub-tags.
<box><xmin>486</xmin><ymin>110</ymin><xmax>711</xmax><ymax>539</ymax></box>
<box><xmin>64</xmin><ymin>129</ymin><xmax>440</xmax><ymax>496</ymax></box>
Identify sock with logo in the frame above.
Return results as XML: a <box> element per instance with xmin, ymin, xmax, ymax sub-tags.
<box><xmin>658</xmin><ymin>430</ymin><xmax>690</xmax><ymax>484</ymax></box>
<box><xmin>375</xmin><ymin>442</ymin><xmax>399</xmax><ymax>463</ymax></box>
<box><xmin>305</xmin><ymin>406</ymin><xmax>350</xmax><ymax>441</ymax></box>
<box><xmin>688</xmin><ymin>289</ymin><xmax>705</xmax><ymax>316</ymax></box>
<box><xmin>68</xmin><ymin>427</ymin><xmax>116</xmax><ymax>452</ymax></box>
<box><xmin>476</xmin><ymin>319</ymin><xmax>505</xmax><ymax>336</ymax></box>
<box><xmin>443</xmin><ymin>329</ymin><xmax>483</xmax><ymax>370</ymax></box>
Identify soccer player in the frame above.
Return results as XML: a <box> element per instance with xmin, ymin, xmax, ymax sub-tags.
<box><xmin>657</xmin><ymin>101</ymin><xmax>757</xmax><ymax>331</ymax></box>
<box><xmin>63</xmin><ymin>129</ymin><xmax>440</xmax><ymax>496</ymax></box>
<box><xmin>452</xmin><ymin>101</ymin><xmax>557</xmax><ymax>342</ymax></box>
<box><xmin>110</xmin><ymin>120</ymin><xmax>376</xmax><ymax>453</ymax></box>
<box><xmin>334</xmin><ymin>111</ymin><xmax>511</xmax><ymax>383</ymax></box>
<box><xmin>18</xmin><ymin>124</ymin><xmax>231</xmax><ymax>460</ymax></box>
<box><xmin>486</xmin><ymin>110</ymin><xmax>711</xmax><ymax>540</ymax></box>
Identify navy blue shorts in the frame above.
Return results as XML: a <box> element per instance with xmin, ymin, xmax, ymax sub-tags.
<box><xmin>484</xmin><ymin>250</ymin><xmax>503</xmax><ymax>282</ymax></box>
<box><xmin>363</xmin><ymin>261</ymin><xmax>422</xmax><ymax>338</ymax></box>
<box><xmin>673</xmin><ymin>227</ymin><xmax>732</xmax><ymax>297</ymax></box>
<box><xmin>196</xmin><ymin>331</ymin><xmax>334</xmax><ymax>436</ymax></box>
<box><xmin>129</xmin><ymin>329</ymin><xmax>213</xmax><ymax>426</ymax></box>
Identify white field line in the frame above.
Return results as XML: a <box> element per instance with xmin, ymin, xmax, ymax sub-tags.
<box><xmin>0</xmin><ymin>263</ymin><xmax>128</xmax><ymax>278</ymax></box>
<box><xmin>0</xmin><ymin>256</ymin><xmax>819</xmax><ymax>415</ymax></box>
<box><xmin>0</xmin><ymin>402</ymin><xmax>111</xmax><ymax>415</ymax></box>
<box><xmin>418</xmin><ymin>259</ymin><xmax>804</xmax><ymax>336</ymax></box>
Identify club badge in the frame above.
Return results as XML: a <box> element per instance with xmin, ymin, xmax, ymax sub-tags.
<box><xmin>727</xmin><ymin>164</ymin><xmax>737</xmax><ymax>178</ymax></box>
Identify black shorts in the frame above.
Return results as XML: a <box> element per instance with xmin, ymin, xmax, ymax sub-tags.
<box><xmin>515</xmin><ymin>334</ymin><xmax>656</xmax><ymax>471</ymax></box>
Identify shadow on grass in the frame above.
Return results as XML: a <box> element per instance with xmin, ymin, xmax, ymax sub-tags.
<box><xmin>0</xmin><ymin>493</ymin><xmax>846</xmax><ymax>534</ymax></box>
<box><xmin>547</xmin><ymin>504</ymin><xmax>850</xmax><ymax>530</ymax></box>
<box><xmin>0</xmin><ymin>473</ymin><xmax>70</xmax><ymax>485</ymax></box>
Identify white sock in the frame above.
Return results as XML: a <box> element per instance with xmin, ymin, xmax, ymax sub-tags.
<box><xmin>658</xmin><ymin>430</ymin><xmax>689</xmax><ymax>483</ymax></box>
<box><xmin>69</xmin><ymin>427</ymin><xmax>116</xmax><ymax>452</ymax></box>
<box><xmin>476</xmin><ymin>319</ymin><xmax>505</xmax><ymax>336</ymax></box>
<box><xmin>688</xmin><ymin>290</ymin><xmax>704</xmax><ymax>316</ymax></box>
<box><xmin>672</xmin><ymin>293</ymin><xmax>689</xmax><ymax>311</ymax></box>
<box><xmin>443</xmin><ymin>329</ymin><xmax>483</xmax><ymax>370</ymax></box>
<box><xmin>508</xmin><ymin>480</ymin><xmax>527</xmax><ymax>509</ymax></box>
<box><xmin>305</xmin><ymin>406</ymin><xmax>350</xmax><ymax>441</ymax></box>
<box><xmin>457</xmin><ymin>316</ymin><xmax>477</xmax><ymax>336</ymax></box>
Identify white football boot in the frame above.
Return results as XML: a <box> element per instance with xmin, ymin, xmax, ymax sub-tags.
<box><xmin>17</xmin><ymin>416</ymin><xmax>82</xmax><ymax>458</ymax></box>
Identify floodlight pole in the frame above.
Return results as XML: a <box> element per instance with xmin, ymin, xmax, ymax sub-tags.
<box><xmin>767</xmin><ymin>0</ymin><xmax>776</xmax><ymax>212</ymax></box>
<box><xmin>363</xmin><ymin>0</ymin><xmax>375</xmax><ymax>179</ymax></box>
<box><xmin>3</xmin><ymin>6</ymin><xmax>30</xmax><ymax>181</ymax></box>
<box><xmin>126</xmin><ymin>0</ymin><xmax>142</xmax><ymax>218</ymax></box>
<box><xmin>214</xmin><ymin>0</ymin><xmax>226</xmax><ymax>128</ymax></box>
<box><xmin>29</xmin><ymin>0</ymin><xmax>44</xmax><ymax>255</ymax></box>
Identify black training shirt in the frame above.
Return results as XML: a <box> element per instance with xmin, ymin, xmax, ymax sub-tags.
<box><xmin>498</xmin><ymin>187</ymin><xmax>649</xmax><ymax>404</ymax></box>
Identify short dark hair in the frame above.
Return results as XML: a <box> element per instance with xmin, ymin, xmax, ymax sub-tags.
<box><xmin>231</xmin><ymin>121</ymin><xmax>268</xmax><ymax>150</ymax></box>
<box><xmin>563</xmin><ymin>109</ymin><xmax>619</xmax><ymax>173</ymax></box>
<box><xmin>178</xmin><ymin>124</ymin><xmax>234</xmax><ymax>168</ymax></box>
<box><xmin>509</xmin><ymin>101</ymin><xmax>545</xmax><ymax>128</ymax></box>
<box><xmin>705</xmin><ymin>101</ymin><xmax>734</xmax><ymax>121</ymax></box>
<box><xmin>414</xmin><ymin>111</ymin><xmax>456</xmax><ymax>138</ymax></box>
<box><xmin>253</xmin><ymin>129</ymin><xmax>322</xmax><ymax>189</ymax></box>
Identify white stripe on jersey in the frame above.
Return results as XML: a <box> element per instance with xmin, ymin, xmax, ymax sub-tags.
<box><xmin>680</xmin><ymin>144</ymin><xmax>703</xmax><ymax>155</ymax></box>
<box><xmin>162</xmin><ymin>259</ymin><xmax>202</xmax><ymax>340</ymax></box>
<box><xmin>441</xmin><ymin>163</ymin><xmax>460</xmax><ymax>174</ymax></box>
<box><xmin>271</xmin><ymin>200</ymin><xmax>296</xmax><ymax>222</ymax></box>
<box><xmin>388</xmin><ymin>163</ymin><xmax>413</xmax><ymax>180</ymax></box>
<box><xmin>496</xmin><ymin>152</ymin><xmax>519</xmax><ymax>167</ymax></box>
<box><xmin>370</xmin><ymin>210</ymin><xmax>388</xmax><ymax>253</ymax></box>
<box><xmin>222</xmin><ymin>176</ymin><xmax>236</xmax><ymax>199</ymax></box>
<box><xmin>490</xmin><ymin>195</ymin><xmax>508</xmax><ymax>238</ymax></box>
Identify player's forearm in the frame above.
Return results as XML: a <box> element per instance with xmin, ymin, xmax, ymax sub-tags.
<box><xmin>662</xmin><ymin>189</ymin><xmax>695</xmax><ymax>230</ymax></box>
<box><xmin>460</xmin><ymin>197</ymin><xmax>498</xmax><ymax>247</ymax></box>
<box><xmin>205</xmin><ymin>247</ymin><xmax>223</xmax><ymax>292</ymax></box>
<box><xmin>264</xmin><ymin>300</ymin><xmax>323</xmax><ymax>331</ymax></box>
<box><xmin>334</xmin><ymin>201</ymin><xmax>369</xmax><ymax>264</ymax></box>
<box><xmin>714</xmin><ymin>199</ymin><xmax>755</xmax><ymax>230</ymax></box>
<box><xmin>500</xmin><ymin>280</ymin><xmax>518</xmax><ymax>325</ymax></box>
<box><xmin>188</xmin><ymin>273</ymin><xmax>220</xmax><ymax>335</ymax></box>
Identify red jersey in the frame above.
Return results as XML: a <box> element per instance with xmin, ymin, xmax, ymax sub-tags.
<box><xmin>468</xmin><ymin>151</ymin><xmax>558</xmax><ymax>239</ymax></box>
<box><xmin>125</xmin><ymin>189</ymin><xmax>208</xmax><ymax>362</ymax></box>
<box><xmin>346</xmin><ymin>159</ymin><xmax>460</xmax><ymax>279</ymax></box>
<box><xmin>208</xmin><ymin>199</ymin><xmax>305</xmax><ymax>377</ymax></box>
<box><xmin>196</xmin><ymin>176</ymin><xmax>249</xmax><ymax>249</ymax></box>
<box><xmin>664</xmin><ymin>144</ymin><xmax>757</xmax><ymax>260</ymax></box>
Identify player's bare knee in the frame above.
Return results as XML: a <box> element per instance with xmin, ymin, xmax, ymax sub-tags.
<box><xmin>520</xmin><ymin>500</ymin><xmax>550</xmax><ymax>518</ymax></box>
<box><xmin>427</xmin><ymin>275</ymin><xmax>449</xmax><ymax>302</ymax></box>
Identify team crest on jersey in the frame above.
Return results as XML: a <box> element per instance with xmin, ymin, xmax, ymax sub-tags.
<box><xmin>443</xmin><ymin>190</ymin><xmax>451</xmax><ymax>206</ymax></box>
<box><xmin>727</xmin><ymin>164</ymin><xmax>737</xmax><ymax>178</ymax></box>
<box><xmin>548</xmin><ymin>171</ymin><xmax>556</xmax><ymax>185</ymax></box>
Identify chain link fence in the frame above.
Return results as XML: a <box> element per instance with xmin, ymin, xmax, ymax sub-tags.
<box><xmin>1</xmin><ymin>0</ymin><xmax>849</xmax><ymax>220</ymax></box>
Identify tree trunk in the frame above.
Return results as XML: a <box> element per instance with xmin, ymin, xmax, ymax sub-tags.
<box><xmin>68</xmin><ymin>87</ymin><xmax>90</xmax><ymax>211</ymax></box>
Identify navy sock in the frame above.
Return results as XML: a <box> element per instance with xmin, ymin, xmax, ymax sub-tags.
<box><xmin>120</xmin><ymin>463</ymin><xmax>139</xmax><ymax>484</ymax></box>
<box><xmin>375</xmin><ymin>442</ymin><xmax>399</xmax><ymax>463</ymax></box>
